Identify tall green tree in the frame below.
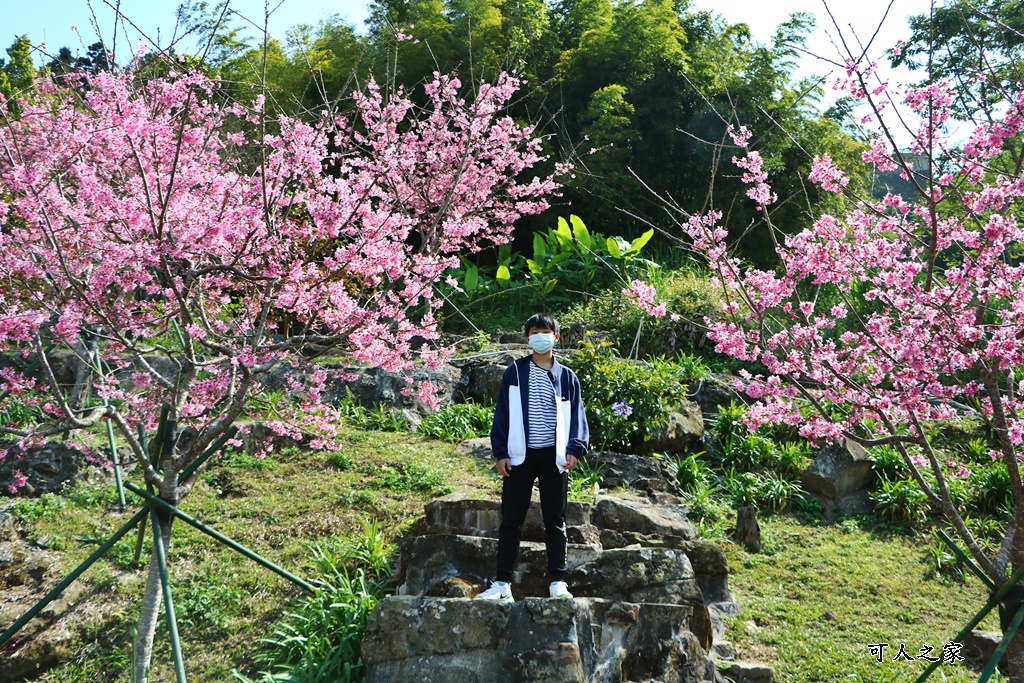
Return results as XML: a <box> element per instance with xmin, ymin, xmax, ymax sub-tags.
<box><xmin>0</xmin><ymin>36</ymin><xmax>36</xmax><ymax>100</ymax></box>
<box><xmin>894</xmin><ymin>0</ymin><xmax>1024</xmax><ymax>121</ymax></box>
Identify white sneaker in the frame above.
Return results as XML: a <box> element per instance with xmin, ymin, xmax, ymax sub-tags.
<box><xmin>476</xmin><ymin>581</ymin><xmax>514</xmax><ymax>602</ymax></box>
<box><xmin>549</xmin><ymin>581</ymin><xmax>573</xmax><ymax>599</ymax></box>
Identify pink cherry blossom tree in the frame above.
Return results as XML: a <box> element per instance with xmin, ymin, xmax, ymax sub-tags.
<box><xmin>0</xmin><ymin>62</ymin><xmax>559</xmax><ymax>679</ymax></box>
<box><xmin>673</xmin><ymin>24</ymin><xmax>1024</xmax><ymax>683</ymax></box>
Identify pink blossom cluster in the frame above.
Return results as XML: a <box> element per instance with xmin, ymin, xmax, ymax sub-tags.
<box><xmin>0</xmin><ymin>67</ymin><xmax>559</xmax><ymax>490</ymax></box>
<box><xmin>684</xmin><ymin>59</ymin><xmax>1024</xmax><ymax>495</ymax></box>
<box><xmin>729</xmin><ymin>126</ymin><xmax>776</xmax><ymax>208</ymax></box>
<box><xmin>622</xmin><ymin>279</ymin><xmax>679</xmax><ymax>321</ymax></box>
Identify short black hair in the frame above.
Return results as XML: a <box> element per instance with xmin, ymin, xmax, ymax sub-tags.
<box><xmin>524</xmin><ymin>313</ymin><xmax>559</xmax><ymax>336</ymax></box>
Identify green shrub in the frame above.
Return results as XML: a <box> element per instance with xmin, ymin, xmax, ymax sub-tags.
<box><xmin>872</xmin><ymin>477</ymin><xmax>930</xmax><ymax>523</ymax></box>
<box><xmin>960</xmin><ymin>437</ymin><xmax>992</xmax><ymax>465</ymax></box>
<box><xmin>925</xmin><ymin>530</ymin><xmax>967</xmax><ymax>582</ymax></box>
<box><xmin>438</xmin><ymin>215</ymin><xmax>656</xmax><ymax>331</ymax></box>
<box><xmin>566</xmin><ymin>341</ymin><xmax>688</xmax><ymax>453</ymax></box>
<box><xmin>235</xmin><ymin>523</ymin><xmax>395</xmax><ymax>683</ymax></box>
<box><xmin>327</xmin><ymin>450</ymin><xmax>354</xmax><ymax>471</ymax></box>
<box><xmin>723</xmin><ymin>468</ymin><xmax>801</xmax><ymax>512</ymax></box>
<box><xmin>710</xmin><ymin>402</ymin><xmax>806</xmax><ymax>475</ymax></box>
<box><xmin>0</xmin><ymin>395</ymin><xmax>42</xmax><ymax>427</ymax></box>
<box><xmin>372</xmin><ymin>460</ymin><xmax>452</xmax><ymax>496</ymax></box>
<box><xmin>420</xmin><ymin>401</ymin><xmax>494</xmax><ymax>443</ymax></box>
<box><xmin>869</xmin><ymin>445</ymin><xmax>908</xmax><ymax>481</ymax></box>
<box><xmin>12</xmin><ymin>493</ymin><xmax>69</xmax><ymax>523</ymax></box>
<box><xmin>235</xmin><ymin>569</ymin><xmax>383</xmax><ymax>683</ymax></box>
<box><xmin>709</xmin><ymin>401</ymin><xmax>748</xmax><ymax>455</ymax></box>
<box><xmin>667</xmin><ymin>452</ymin><xmax>713</xmax><ymax>493</ymax></box>
<box><xmin>311</xmin><ymin>519</ymin><xmax>395</xmax><ymax>580</ymax></box>
<box><xmin>561</xmin><ymin>267</ymin><xmax>725</xmax><ymax>358</ymax></box>
<box><xmin>338</xmin><ymin>387</ymin><xmax>407</xmax><ymax>432</ymax></box>
<box><xmin>568</xmin><ymin>459</ymin><xmax>604</xmax><ymax>503</ymax></box>
<box><xmin>681</xmin><ymin>477</ymin><xmax>728</xmax><ymax>528</ymax></box>
<box><xmin>772</xmin><ymin>441</ymin><xmax>812</xmax><ymax>476</ymax></box>
<box><xmin>722</xmin><ymin>432</ymin><xmax>776</xmax><ymax>472</ymax></box>
<box><xmin>971</xmin><ymin>462</ymin><xmax>1013</xmax><ymax>515</ymax></box>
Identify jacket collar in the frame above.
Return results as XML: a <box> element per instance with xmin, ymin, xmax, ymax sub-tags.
<box><xmin>518</xmin><ymin>354</ymin><xmax>564</xmax><ymax>395</ymax></box>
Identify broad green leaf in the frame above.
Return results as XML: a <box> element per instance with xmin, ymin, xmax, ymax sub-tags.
<box><xmin>629</xmin><ymin>228</ymin><xmax>654</xmax><ymax>254</ymax></box>
<box><xmin>606</xmin><ymin>236</ymin><xmax>622</xmax><ymax>258</ymax></box>
<box><xmin>543</xmin><ymin>278</ymin><xmax>558</xmax><ymax>295</ymax></box>
<box><xmin>533</xmin><ymin>233</ymin><xmax>547</xmax><ymax>261</ymax></box>
<box><xmin>527</xmin><ymin>259</ymin><xmax>542</xmax><ymax>276</ymax></box>
<box><xmin>464</xmin><ymin>265</ymin><xmax>478</xmax><ymax>293</ymax></box>
<box><xmin>570</xmin><ymin>215</ymin><xmax>592</xmax><ymax>249</ymax></box>
<box><xmin>556</xmin><ymin>217</ymin><xmax>572</xmax><ymax>241</ymax></box>
<box><xmin>496</xmin><ymin>265</ymin><xmax>511</xmax><ymax>281</ymax></box>
<box><xmin>498</xmin><ymin>243</ymin><xmax>511</xmax><ymax>264</ymax></box>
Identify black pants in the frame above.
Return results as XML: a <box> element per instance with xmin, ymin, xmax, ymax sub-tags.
<box><xmin>496</xmin><ymin>446</ymin><xmax>568</xmax><ymax>583</ymax></box>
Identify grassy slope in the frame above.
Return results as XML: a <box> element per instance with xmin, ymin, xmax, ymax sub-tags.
<box><xmin>7</xmin><ymin>426</ymin><xmax>498</xmax><ymax>682</ymax></box>
<box><xmin>2</xmin><ymin>426</ymin><xmax>1004</xmax><ymax>682</ymax></box>
<box><xmin>722</xmin><ymin>514</ymin><xmax>1001</xmax><ymax>682</ymax></box>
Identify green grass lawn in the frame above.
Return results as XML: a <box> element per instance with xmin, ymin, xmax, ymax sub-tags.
<box><xmin>721</xmin><ymin>514</ymin><xmax>1002</xmax><ymax>682</ymax></box>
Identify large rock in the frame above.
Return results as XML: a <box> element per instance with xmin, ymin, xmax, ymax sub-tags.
<box><xmin>964</xmin><ymin>630</ymin><xmax>1002</xmax><ymax>667</ymax></box>
<box><xmin>0</xmin><ymin>628</ymin><xmax>74</xmax><ymax>683</ymax></box>
<box><xmin>593</xmin><ymin>495</ymin><xmax>697</xmax><ymax>542</ymax></box>
<box><xmin>363</xmin><ymin>596</ymin><xmax>720</xmax><ymax>683</ymax></box>
<box><xmin>241</xmin><ymin>421</ymin><xmax>308</xmax><ymax>456</ymax></box>
<box><xmin>322</xmin><ymin>362</ymin><xmax>467</xmax><ymax>416</ymax></box>
<box><xmin>590</xmin><ymin>452</ymin><xmax>681</xmax><ymax>496</ymax></box>
<box><xmin>454</xmin><ymin>352</ymin><xmax>524</xmax><ymax>405</ymax></box>
<box><xmin>572</xmin><ymin>548</ymin><xmax>707</xmax><ymax>624</ymax></box>
<box><xmin>646</xmin><ymin>402</ymin><xmax>705</xmax><ymax>454</ymax></box>
<box><xmin>0</xmin><ymin>510</ymin><xmax>17</xmax><ymax>542</ymax></box>
<box><xmin>0</xmin><ymin>441</ymin><xmax>87</xmax><ymax>496</ymax></box>
<box><xmin>722</xmin><ymin>662</ymin><xmax>774</xmax><ymax>683</ymax></box>
<box><xmin>800</xmin><ymin>438</ymin><xmax>875</xmax><ymax>499</ymax></box>
<box><xmin>0</xmin><ymin>542</ymin><xmax>56</xmax><ymax>587</ymax></box>
<box><xmin>691</xmin><ymin>375</ymin><xmax>744</xmax><ymax>417</ymax></box>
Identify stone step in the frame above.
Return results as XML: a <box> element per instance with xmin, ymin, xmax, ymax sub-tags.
<box><xmin>362</xmin><ymin>596</ymin><xmax>720</xmax><ymax>683</ymax></box>
<box><xmin>397</xmin><ymin>534</ymin><xmax>706</xmax><ymax>615</ymax></box>
<box><xmin>419</xmin><ymin>493</ymin><xmax>698</xmax><ymax>547</ymax></box>
<box><xmin>421</xmin><ymin>496</ymin><xmax>599</xmax><ymax>544</ymax></box>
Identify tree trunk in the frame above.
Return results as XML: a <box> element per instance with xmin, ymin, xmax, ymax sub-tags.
<box><xmin>1005</xmin><ymin>629</ymin><xmax>1024</xmax><ymax>683</ymax></box>
<box><xmin>68</xmin><ymin>336</ymin><xmax>97</xmax><ymax>412</ymax></box>
<box><xmin>133</xmin><ymin>513</ymin><xmax>172</xmax><ymax>683</ymax></box>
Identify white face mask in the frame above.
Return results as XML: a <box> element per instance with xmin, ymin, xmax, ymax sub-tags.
<box><xmin>528</xmin><ymin>332</ymin><xmax>555</xmax><ymax>354</ymax></box>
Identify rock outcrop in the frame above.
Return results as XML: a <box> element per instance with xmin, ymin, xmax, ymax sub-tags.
<box><xmin>800</xmin><ymin>438</ymin><xmax>876</xmax><ymax>515</ymax></box>
<box><xmin>369</xmin><ymin>481</ymin><xmax>742</xmax><ymax>682</ymax></box>
<box><xmin>0</xmin><ymin>442</ymin><xmax>88</xmax><ymax>496</ymax></box>
<box><xmin>363</xmin><ymin>597</ymin><xmax>719</xmax><ymax>683</ymax></box>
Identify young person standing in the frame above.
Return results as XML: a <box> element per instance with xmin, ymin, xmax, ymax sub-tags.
<box><xmin>476</xmin><ymin>313</ymin><xmax>590</xmax><ymax>601</ymax></box>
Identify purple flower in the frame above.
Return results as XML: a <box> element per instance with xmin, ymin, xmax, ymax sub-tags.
<box><xmin>612</xmin><ymin>401</ymin><xmax>633</xmax><ymax>418</ymax></box>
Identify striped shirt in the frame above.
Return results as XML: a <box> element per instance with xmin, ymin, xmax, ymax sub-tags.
<box><xmin>527</xmin><ymin>361</ymin><xmax>558</xmax><ymax>448</ymax></box>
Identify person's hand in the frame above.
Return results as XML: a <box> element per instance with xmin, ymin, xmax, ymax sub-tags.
<box><xmin>565</xmin><ymin>454</ymin><xmax>578</xmax><ymax>471</ymax></box>
<box><xmin>497</xmin><ymin>458</ymin><xmax>512</xmax><ymax>477</ymax></box>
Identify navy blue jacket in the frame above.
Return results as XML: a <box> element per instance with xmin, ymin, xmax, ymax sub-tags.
<box><xmin>490</xmin><ymin>355</ymin><xmax>589</xmax><ymax>472</ymax></box>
